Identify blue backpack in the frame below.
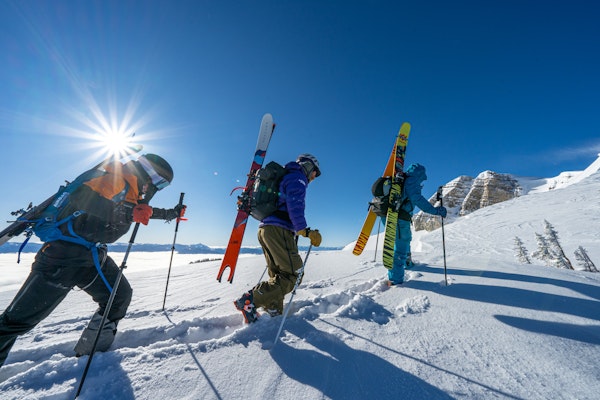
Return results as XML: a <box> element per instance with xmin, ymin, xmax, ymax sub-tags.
<box><xmin>19</xmin><ymin>167</ymin><xmax>129</xmax><ymax>291</ymax></box>
<box><xmin>31</xmin><ymin>169</ymin><xmax>106</xmax><ymax>244</ymax></box>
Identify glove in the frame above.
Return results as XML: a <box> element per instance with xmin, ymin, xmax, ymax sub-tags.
<box><xmin>174</xmin><ymin>204</ymin><xmax>187</xmax><ymax>221</ymax></box>
<box><xmin>165</xmin><ymin>204</ymin><xmax>187</xmax><ymax>221</ymax></box>
<box><xmin>132</xmin><ymin>204</ymin><xmax>153</xmax><ymax>225</ymax></box>
<box><xmin>298</xmin><ymin>228</ymin><xmax>322</xmax><ymax>247</ymax></box>
<box><xmin>436</xmin><ymin>206</ymin><xmax>447</xmax><ymax>218</ymax></box>
<box><xmin>150</xmin><ymin>204</ymin><xmax>187</xmax><ymax>222</ymax></box>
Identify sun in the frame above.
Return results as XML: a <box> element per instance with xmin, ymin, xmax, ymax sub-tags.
<box><xmin>100</xmin><ymin>130</ymin><xmax>136</xmax><ymax>156</ymax></box>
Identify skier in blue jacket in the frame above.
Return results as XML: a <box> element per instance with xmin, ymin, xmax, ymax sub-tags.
<box><xmin>386</xmin><ymin>163</ymin><xmax>446</xmax><ymax>285</ymax></box>
<box><xmin>234</xmin><ymin>154</ymin><xmax>322</xmax><ymax>323</ymax></box>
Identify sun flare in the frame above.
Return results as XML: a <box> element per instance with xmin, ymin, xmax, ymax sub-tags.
<box><xmin>99</xmin><ymin>131</ymin><xmax>136</xmax><ymax>156</ymax></box>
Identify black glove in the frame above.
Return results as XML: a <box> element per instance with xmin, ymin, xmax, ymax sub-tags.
<box><xmin>151</xmin><ymin>204</ymin><xmax>187</xmax><ymax>221</ymax></box>
<box><xmin>174</xmin><ymin>204</ymin><xmax>187</xmax><ymax>220</ymax></box>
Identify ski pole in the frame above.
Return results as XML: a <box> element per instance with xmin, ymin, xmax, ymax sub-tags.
<box><xmin>437</xmin><ymin>186</ymin><xmax>448</xmax><ymax>286</ymax></box>
<box><xmin>373</xmin><ymin>218</ymin><xmax>382</xmax><ymax>262</ymax></box>
<box><xmin>75</xmin><ymin>222</ymin><xmax>141</xmax><ymax>398</ymax></box>
<box><xmin>255</xmin><ymin>266</ymin><xmax>268</xmax><ymax>287</ymax></box>
<box><xmin>162</xmin><ymin>193</ymin><xmax>186</xmax><ymax>311</ymax></box>
<box><xmin>272</xmin><ymin>244</ymin><xmax>312</xmax><ymax>347</ymax></box>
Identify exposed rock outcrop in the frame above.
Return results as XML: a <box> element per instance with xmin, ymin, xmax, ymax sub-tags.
<box><xmin>413</xmin><ymin>171</ymin><xmax>522</xmax><ymax>231</ymax></box>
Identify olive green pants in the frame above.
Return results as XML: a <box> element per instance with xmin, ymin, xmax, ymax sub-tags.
<box><xmin>252</xmin><ymin>225</ymin><xmax>303</xmax><ymax>313</ymax></box>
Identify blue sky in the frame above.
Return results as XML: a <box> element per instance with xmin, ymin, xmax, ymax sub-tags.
<box><xmin>1</xmin><ymin>1</ymin><xmax>599</xmax><ymax>247</ymax></box>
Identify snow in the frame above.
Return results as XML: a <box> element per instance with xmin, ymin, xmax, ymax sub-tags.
<box><xmin>515</xmin><ymin>153</ymin><xmax>600</xmax><ymax>194</ymax></box>
<box><xmin>1</xmin><ymin>168</ymin><xmax>600</xmax><ymax>399</ymax></box>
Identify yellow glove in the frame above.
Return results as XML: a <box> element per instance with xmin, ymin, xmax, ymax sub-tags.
<box><xmin>298</xmin><ymin>228</ymin><xmax>322</xmax><ymax>247</ymax></box>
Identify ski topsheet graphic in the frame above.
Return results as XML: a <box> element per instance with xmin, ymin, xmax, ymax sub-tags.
<box><xmin>217</xmin><ymin>114</ymin><xmax>275</xmax><ymax>283</ymax></box>
<box><xmin>382</xmin><ymin>123</ymin><xmax>410</xmax><ymax>269</ymax></box>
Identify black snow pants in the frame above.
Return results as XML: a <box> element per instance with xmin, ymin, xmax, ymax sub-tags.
<box><xmin>0</xmin><ymin>251</ymin><xmax>132</xmax><ymax>367</ymax></box>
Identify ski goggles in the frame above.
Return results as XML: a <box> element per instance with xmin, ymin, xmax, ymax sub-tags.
<box><xmin>138</xmin><ymin>156</ymin><xmax>171</xmax><ymax>190</ymax></box>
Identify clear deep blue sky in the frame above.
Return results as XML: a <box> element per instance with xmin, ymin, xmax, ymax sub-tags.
<box><xmin>1</xmin><ymin>1</ymin><xmax>599</xmax><ymax>247</ymax></box>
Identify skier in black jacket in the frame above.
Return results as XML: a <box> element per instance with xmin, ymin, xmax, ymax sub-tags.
<box><xmin>0</xmin><ymin>154</ymin><xmax>185</xmax><ymax>367</ymax></box>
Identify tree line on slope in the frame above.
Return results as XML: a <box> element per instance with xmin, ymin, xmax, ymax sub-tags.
<box><xmin>513</xmin><ymin>220</ymin><xmax>598</xmax><ymax>272</ymax></box>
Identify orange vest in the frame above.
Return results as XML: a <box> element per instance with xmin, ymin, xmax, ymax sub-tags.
<box><xmin>83</xmin><ymin>162</ymin><xmax>141</xmax><ymax>204</ymax></box>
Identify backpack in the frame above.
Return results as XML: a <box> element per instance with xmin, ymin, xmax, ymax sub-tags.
<box><xmin>369</xmin><ymin>177</ymin><xmax>392</xmax><ymax>217</ymax></box>
<box><xmin>369</xmin><ymin>173</ymin><xmax>408</xmax><ymax>218</ymax></box>
<box><xmin>32</xmin><ymin>169</ymin><xmax>107</xmax><ymax>244</ymax></box>
<box><xmin>20</xmin><ymin>167</ymin><xmax>127</xmax><ymax>292</ymax></box>
<box><xmin>249</xmin><ymin>161</ymin><xmax>288</xmax><ymax>221</ymax></box>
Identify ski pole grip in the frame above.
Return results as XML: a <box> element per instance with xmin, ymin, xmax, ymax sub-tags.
<box><xmin>176</xmin><ymin>192</ymin><xmax>186</xmax><ymax>222</ymax></box>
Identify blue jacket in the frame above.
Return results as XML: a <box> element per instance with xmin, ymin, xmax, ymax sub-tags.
<box><xmin>260</xmin><ymin>161</ymin><xmax>309</xmax><ymax>232</ymax></box>
<box><xmin>401</xmin><ymin>164</ymin><xmax>438</xmax><ymax>216</ymax></box>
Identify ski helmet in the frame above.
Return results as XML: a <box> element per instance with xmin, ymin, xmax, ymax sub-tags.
<box><xmin>297</xmin><ymin>153</ymin><xmax>321</xmax><ymax>177</ymax></box>
<box><xmin>137</xmin><ymin>154</ymin><xmax>174</xmax><ymax>190</ymax></box>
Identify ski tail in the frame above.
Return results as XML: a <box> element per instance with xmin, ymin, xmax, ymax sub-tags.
<box><xmin>353</xmin><ymin>212</ymin><xmax>377</xmax><ymax>255</ymax></box>
<box><xmin>216</xmin><ymin>210</ymin><xmax>249</xmax><ymax>283</ymax></box>
<box><xmin>382</xmin><ymin>205</ymin><xmax>399</xmax><ymax>269</ymax></box>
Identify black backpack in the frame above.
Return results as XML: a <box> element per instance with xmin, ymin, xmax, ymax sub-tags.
<box><xmin>369</xmin><ymin>177</ymin><xmax>392</xmax><ymax>217</ymax></box>
<box><xmin>369</xmin><ymin>173</ymin><xmax>409</xmax><ymax>218</ymax></box>
<box><xmin>249</xmin><ymin>161</ymin><xmax>288</xmax><ymax>221</ymax></box>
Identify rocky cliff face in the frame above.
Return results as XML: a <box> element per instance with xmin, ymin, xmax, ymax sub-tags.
<box><xmin>460</xmin><ymin>171</ymin><xmax>522</xmax><ymax>215</ymax></box>
<box><xmin>412</xmin><ymin>175</ymin><xmax>473</xmax><ymax>231</ymax></box>
<box><xmin>413</xmin><ymin>171</ymin><xmax>522</xmax><ymax>231</ymax></box>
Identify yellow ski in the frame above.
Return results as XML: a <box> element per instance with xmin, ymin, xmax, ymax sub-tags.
<box><xmin>353</xmin><ymin>128</ymin><xmax>402</xmax><ymax>256</ymax></box>
<box><xmin>382</xmin><ymin>123</ymin><xmax>410</xmax><ymax>269</ymax></box>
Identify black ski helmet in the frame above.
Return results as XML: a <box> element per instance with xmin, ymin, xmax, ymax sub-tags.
<box><xmin>297</xmin><ymin>153</ymin><xmax>321</xmax><ymax>177</ymax></box>
<box><xmin>137</xmin><ymin>154</ymin><xmax>174</xmax><ymax>190</ymax></box>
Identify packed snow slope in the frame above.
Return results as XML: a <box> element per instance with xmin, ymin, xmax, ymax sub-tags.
<box><xmin>0</xmin><ymin>169</ymin><xmax>599</xmax><ymax>399</ymax></box>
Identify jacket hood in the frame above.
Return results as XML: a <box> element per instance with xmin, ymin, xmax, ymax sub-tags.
<box><xmin>285</xmin><ymin>161</ymin><xmax>304</xmax><ymax>174</ymax></box>
<box><xmin>406</xmin><ymin>163</ymin><xmax>427</xmax><ymax>182</ymax></box>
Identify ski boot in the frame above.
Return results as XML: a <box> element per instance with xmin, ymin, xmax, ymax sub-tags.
<box><xmin>234</xmin><ymin>291</ymin><xmax>259</xmax><ymax>323</ymax></box>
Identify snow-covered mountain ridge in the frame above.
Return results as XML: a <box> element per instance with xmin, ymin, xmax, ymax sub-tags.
<box><xmin>414</xmin><ymin>153</ymin><xmax>600</xmax><ymax>231</ymax></box>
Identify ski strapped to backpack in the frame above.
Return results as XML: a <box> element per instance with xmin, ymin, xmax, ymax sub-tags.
<box><xmin>18</xmin><ymin>168</ymin><xmax>131</xmax><ymax>292</ymax></box>
<box><xmin>370</xmin><ymin>173</ymin><xmax>412</xmax><ymax>221</ymax></box>
<box><xmin>248</xmin><ymin>161</ymin><xmax>289</xmax><ymax>221</ymax></box>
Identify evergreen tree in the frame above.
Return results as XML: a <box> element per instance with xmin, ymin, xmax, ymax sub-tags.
<box><xmin>574</xmin><ymin>246</ymin><xmax>598</xmax><ymax>272</ymax></box>
<box><xmin>513</xmin><ymin>236</ymin><xmax>531</xmax><ymax>264</ymax></box>
<box><xmin>543</xmin><ymin>220</ymin><xmax>574</xmax><ymax>270</ymax></box>
<box><xmin>532</xmin><ymin>232</ymin><xmax>556</xmax><ymax>266</ymax></box>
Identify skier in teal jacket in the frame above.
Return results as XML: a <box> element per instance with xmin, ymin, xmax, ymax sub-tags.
<box><xmin>387</xmin><ymin>163</ymin><xmax>446</xmax><ymax>284</ymax></box>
